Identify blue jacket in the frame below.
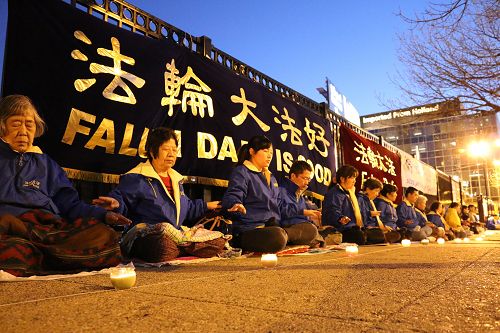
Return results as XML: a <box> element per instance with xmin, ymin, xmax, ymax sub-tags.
<box><xmin>374</xmin><ymin>197</ymin><xmax>398</xmax><ymax>229</ymax></box>
<box><xmin>415</xmin><ymin>208</ymin><xmax>428</xmax><ymax>227</ymax></box>
<box><xmin>357</xmin><ymin>193</ymin><xmax>378</xmax><ymax>228</ymax></box>
<box><xmin>426</xmin><ymin>212</ymin><xmax>445</xmax><ymax>228</ymax></box>
<box><xmin>321</xmin><ymin>184</ymin><xmax>357</xmax><ymax>231</ymax></box>
<box><xmin>396</xmin><ymin>199</ymin><xmax>419</xmax><ymax>230</ymax></box>
<box><xmin>221</xmin><ymin>161</ymin><xmax>280</xmax><ymax>234</ymax></box>
<box><xmin>278</xmin><ymin>177</ymin><xmax>310</xmax><ymax>227</ymax></box>
<box><xmin>0</xmin><ymin>140</ymin><xmax>106</xmax><ymax>221</ymax></box>
<box><xmin>109</xmin><ymin>161</ymin><xmax>207</xmax><ymax>229</ymax></box>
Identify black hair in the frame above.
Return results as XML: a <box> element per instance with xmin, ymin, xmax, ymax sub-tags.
<box><xmin>380</xmin><ymin>183</ymin><xmax>398</xmax><ymax>197</ymax></box>
<box><xmin>145</xmin><ymin>127</ymin><xmax>178</xmax><ymax>162</ymax></box>
<box><xmin>404</xmin><ymin>186</ymin><xmax>419</xmax><ymax>197</ymax></box>
<box><xmin>449</xmin><ymin>202</ymin><xmax>460</xmax><ymax>209</ymax></box>
<box><xmin>236</xmin><ymin>135</ymin><xmax>272</xmax><ymax>166</ymax></box>
<box><xmin>328</xmin><ymin>165</ymin><xmax>358</xmax><ymax>188</ymax></box>
<box><xmin>429</xmin><ymin>201</ymin><xmax>442</xmax><ymax>212</ymax></box>
<box><xmin>289</xmin><ymin>160</ymin><xmax>313</xmax><ymax>176</ymax></box>
<box><xmin>362</xmin><ymin>178</ymin><xmax>383</xmax><ymax>191</ymax></box>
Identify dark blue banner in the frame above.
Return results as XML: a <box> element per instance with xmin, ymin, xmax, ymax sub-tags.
<box><xmin>3</xmin><ymin>0</ymin><xmax>335</xmax><ymax>195</ymax></box>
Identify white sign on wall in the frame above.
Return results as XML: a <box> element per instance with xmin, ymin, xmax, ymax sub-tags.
<box><xmin>400</xmin><ymin>150</ymin><xmax>438</xmax><ymax>195</ymax></box>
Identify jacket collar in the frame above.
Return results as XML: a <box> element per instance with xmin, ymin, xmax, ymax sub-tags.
<box><xmin>281</xmin><ymin>177</ymin><xmax>302</xmax><ymax>197</ymax></box>
<box><xmin>403</xmin><ymin>199</ymin><xmax>413</xmax><ymax>207</ymax></box>
<box><xmin>243</xmin><ymin>160</ymin><xmax>272</xmax><ymax>187</ymax></box>
<box><xmin>126</xmin><ymin>160</ymin><xmax>183</xmax><ymax>226</ymax></box>
<box><xmin>0</xmin><ymin>138</ymin><xmax>43</xmax><ymax>154</ymax></box>
<box><xmin>377</xmin><ymin>196</ymin><xmax>396</xmax><ymax>207</ymax></box>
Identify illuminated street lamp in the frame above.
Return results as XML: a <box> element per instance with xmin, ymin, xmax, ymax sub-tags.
<box><xmin>468</xmin><ymin>141</ymin><xmax>491</xmax><ymax>198</ymax></box>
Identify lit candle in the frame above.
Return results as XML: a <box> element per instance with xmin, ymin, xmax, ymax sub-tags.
<box><xmin>421</xmin><ymin>239</ymin><xmax>429</xmax><ymax>245</ymax></box>
<box><xmin>437</xmin><ymin>238</ymin><xmax>445</xmax><ymax>244</ymax></box>
<box><xmin>261</xmin><ymin>254</ymin><xmax>278</xmax><ymax>268</ymax></box>
<box><xmin>345</xmin><ymin>245</ymin><xmax>358</xmax><ymax>256</ymax></box>
<box><xmin>454</xmin><ymin>238</ymin><xmax>463</xmax><ymax>243</ymax></box>
<box><xmin>401</xmin><ymin>239</ymin><xmax>411</xmax><ymax>247</ymax></box>
<box><xmin>110</xmin><ymin>267</ymin><xmax>136</xmax><ymax>290</ymax></box>
<box><xmin>463</xmin><ymin>237</ymin><xmax>470</xmax><ymax>243</ymax></box>
<box><xmin>475</xmin><ymin>237</ymin><xmax>484</xmax><ymax>241</ymax></box>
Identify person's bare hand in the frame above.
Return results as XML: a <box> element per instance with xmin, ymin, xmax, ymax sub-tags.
<box><xmin>207</xmin><ymin>201</ymin><xmax>222</xmax><ymax>210</ymax></box>
<box><xmin>105</xmin><ymin>212</ymin><xmax>132</xmax><ymax>226</ymax></box>
<box><xmin>92</xmin><ymin>196</ymin><xmax>119</xmax><ymax>211</ymax></box>
<box><xmin>339</xmin><ymin>216</ymin><xmax>351</xmax><ymax>225</ymax></box>
<box><xmin>228</xmin><ymin>203</ymin><xmax>246</xmax><ymax>214</ymax></box>
<box><xmin>304</xmin><ymin>209</ymin><xmax>322</xmax><ymax>219</ymax></box>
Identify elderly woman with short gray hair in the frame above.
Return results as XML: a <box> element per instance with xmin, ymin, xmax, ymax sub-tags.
<box><xmin>0</xmin><ymin>95</ymin><xmax>130</xmax><ymax>276</ymax></box>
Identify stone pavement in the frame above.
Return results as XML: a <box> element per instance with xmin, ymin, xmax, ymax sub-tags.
<box><xmin>1</xmin><ymin>233</ymin><xmax>499</xmax><ymax>333</ymax></box>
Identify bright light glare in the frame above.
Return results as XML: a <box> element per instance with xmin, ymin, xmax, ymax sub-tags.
<box><xmin>468</xmin><ymin>141</ymin><xmax>490</xmax><ymax>157</ymax></box>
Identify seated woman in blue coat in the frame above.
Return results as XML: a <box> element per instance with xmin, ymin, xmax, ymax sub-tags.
<box><xmin>321</xmin><ymin>165</ymin><xmax>366</xmax><ymax>245</ymax></box>
<box><xmin>278</xmin><ymin>160</ymin><xmax>321</xmax><ymax>246</ymax></box>
<box><xmin>374</xmin><ymin>183</ymin><xmax>401</xmax><ymax>243</ymax></box>
<box><xmin>358</xmin><ymin>178</ymin><xmax>401</xmax><ymax>244</ymax></box>
<box><xmin>221</xmin><ymin>135</ymin><xmax>287</xmax><ymax>253</ymax></box>
<box><xmin>0</xmin><ymin>95</ymin><xmax>130</xmax><ymax>276</ymax></box>
<box><xmin>94</xmin><ymin>127</ymin><xmax>222</xmax><ymax>262</ymax></box>
<box><xmin>426</xmin><ymin>201</ymin><xmax>455</xmax><ymax>240</ymax></box>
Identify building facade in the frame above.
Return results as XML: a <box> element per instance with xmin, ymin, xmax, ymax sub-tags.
<box><xmin>361</xmin><ymin>100</ymin><xmax>500</xmax><ymax>208</ymax></box>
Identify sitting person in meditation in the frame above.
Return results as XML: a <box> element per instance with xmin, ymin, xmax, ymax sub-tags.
<box><xmin>0</xmin><ymin>95</ymin><xmax>130</xmax><ymax>276</ymax></box>
<box><xmin>93</xmin><ymin>127</ymin><xmax>223</xmax><ymax>263</ymax></box>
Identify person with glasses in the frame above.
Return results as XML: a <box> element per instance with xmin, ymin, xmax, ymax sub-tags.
<box><xmin>94</xmin><ymin>127</ymin><xmax>222</xmax><ymax>262</ymax></box>
<box><xmin>278</xmin><ymin>160</ymin><xmax>321</xmax><ymax>247</ymax></box>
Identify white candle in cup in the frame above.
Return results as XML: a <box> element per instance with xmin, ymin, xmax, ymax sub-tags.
<box><xmin>463</xmin><ymin>237</ymin><xmax>470</xmax><ymax>243</ymax></box>
<box><xmin>475</xmin><ymin>237</ymin><xmax>483</xmax><ymax>241</ymax></box>
<box><xmin>437</xmin><ymin>237</ymin><xmax>445</xmax><ymax>244</ymax></box>
<box><xmin>345</xmin><ymin>245</ymin><xmax>358</xmax><ymax>256</ymax></box>
<box><xmin>261</xmin><ymin>254</ymin><xmax>278</xmax><ymax>267</ymax></box>
<box><xmin>401</xmin><ymin>239</ymin><xmax>411</xmax><ymax>247</ymax></box>
<box><xmin>421</xmin><ymin>239</ymin><xmax>429</xmax><ymax>245</ymax></box>
<box><xmin>454</xmin><ymin>238</ymin><xmax>463</xmax><ymax>243</ymax></box>
<box><xmin>110</xmin><ymin>267</ymin><xmax>136</xmax><ymax>290</ymax></box>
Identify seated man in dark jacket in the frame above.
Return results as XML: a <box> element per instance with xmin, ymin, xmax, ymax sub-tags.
<box><xmin>278</xmin><ymin>161</ymin><xmax>321</xmax><ymax>246</ymax></box>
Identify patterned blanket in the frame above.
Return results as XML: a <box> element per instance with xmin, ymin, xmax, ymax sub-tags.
<box><xmin>0</xmin><ymin>210</ymin><xmax>121</xmax><ymax>276</ymax></box>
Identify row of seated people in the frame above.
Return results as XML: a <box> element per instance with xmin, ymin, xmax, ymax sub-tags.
<box><xmin>0</xmin><ymin>95</ymin><xmax>489</xmax><ymax>277</ymax></box>
<box><xmin>0</xmin><ymin>95</ymin><xmax>321</xmax><ymax>276</ymax></box>
<box><xmin>320</xmin><ymin>165</ymin><xmax>478</xmax><ymax>245</ymax></box>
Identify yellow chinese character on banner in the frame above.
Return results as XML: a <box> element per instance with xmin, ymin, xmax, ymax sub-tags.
<box><xmin>161</xmin><ymin>59</ymin><xmax>214</xmax><ymax>118</ymax></box>
<box><xmin>354</xmin><ymin>141</ymin><xmax>369</xmax><ymax>165</ymax></box>
<box><xmin>384</xmin><ymin>156</ymin><xmax>396</xmax><ymax>176</ymax></box>
<box><xmin>230</xmin><ymin>88</ymin><xmax>270</xmax><ymax>132</ymax></box>
<box><xmin>71</xmin><ymin>31</ymin><xmax>145</xmax><ymax>104</ymax></box>
<box><xmin>272</xmin><ymin>105</ymin><xmax>302</xmax><ymax>145</ymax></box>
<box><xmin>304</xmin><ymin>118</ymin><xmax>330</xmax><ymax>157</ymax></box>
<box><xmin>366</xmin><ymin>147</ymin><xmax>383</xmax><ymax>170</ymax></box>
<box><xmin>376</xmin><ymin>154</ymin><xmax>388</xmax><ymax>173</ymax></box>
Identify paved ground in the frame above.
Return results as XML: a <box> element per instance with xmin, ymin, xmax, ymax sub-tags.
<box><xmin>1</xmin><ymin>233</ymin><xmax>499</xmax><ymax>333</ymax></box>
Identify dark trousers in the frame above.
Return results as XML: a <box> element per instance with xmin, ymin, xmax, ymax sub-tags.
<box><xmin>282</xmin><ymin>222</ymin><xmax>318</xmax><ymax>246</ymax></box>
<box><xmin>365</xmin><ymin>228</ymin><xmax>386</xmax><ymax>244</ymax></box>
<box><xmin>236</xmin><ymin>226</ymin><xmax>288</xmax><ymax>253</ymax></box>
<box><xmin>341</xmin><ymin>226</ymin><xmax>366</xmax><ymax>245</ymax></box>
